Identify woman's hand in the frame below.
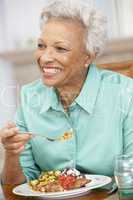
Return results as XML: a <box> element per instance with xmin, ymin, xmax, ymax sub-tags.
<box><xmin>0</xmin><ymin>122</ymin><xmax>30</xmax><ymax>189</ymax></box>
<box><xmin>0</xmin><ymin>122</ymin><xmax>32</xmax><ymax>155</ymax></box>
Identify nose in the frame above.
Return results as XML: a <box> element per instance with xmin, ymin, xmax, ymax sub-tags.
<box><xmin>40</xmin><ymin>48</ymin><xmax>54</xmax><ymax>63</ymax></box>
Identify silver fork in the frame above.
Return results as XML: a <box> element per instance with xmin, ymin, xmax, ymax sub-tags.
<box><xmin>30</xmin><ymin>133</ymin><xmax>58</xmax><ymax>142</ymax></box>
<box><xmin>19</xmin><ymin>132</ymin><xmax>61</xmax><ymax>142</ymax></box>
<box><xmin>20</xmin><ymin>129</ymin><xmax>73</xmax><ymax>142</ymax></box>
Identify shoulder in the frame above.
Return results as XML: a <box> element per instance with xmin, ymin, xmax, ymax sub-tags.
<box><xmin>98</xmin><ymin>66</ymin><xmax>133</xmax><ymax>90</ymax></box>
<box><xmin>19</xmin><ymin>79</ymin><xmax>50</xmax><ymax>109</ymax></box>
<box><xmin>20</xmin><ymin>79</ymin><xmax>47</xmax><ymax>95</ymax></box>
<box><xmin>20</xmin><ymin>79</ymin><xmax>49</xmax><ymax>105</ymax></box>
<box><xmin>97</xmin><ymin>66</ymin><xmax>133</xmax><ymax>116</ymax></box>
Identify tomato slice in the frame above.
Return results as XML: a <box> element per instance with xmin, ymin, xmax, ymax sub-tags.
<box><xmin>59</xmin><ymin>175</ymin><xmax>76</xmax><ymax>190</ymax></box>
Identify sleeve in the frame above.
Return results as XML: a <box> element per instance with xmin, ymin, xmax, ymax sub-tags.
<box><xmin>123</xmin><ymin>94</ymin><xmax>133</xmax><ymax>155</ymax></box>
<box><xmin>14</xmin><ymin>91</ymin><xmax>41</xmax><ymax>181</ymax></box>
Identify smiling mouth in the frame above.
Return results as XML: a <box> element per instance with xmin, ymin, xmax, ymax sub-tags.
<box><xmin>42</xmin><ymin>68</ymin><xmax>62</xmax><ymax>75</ymax></box>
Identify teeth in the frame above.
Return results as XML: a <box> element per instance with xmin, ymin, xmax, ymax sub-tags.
<box><xmin>43</xmin><ymin>68</ymin><xmax>61</xmax><ymax>74</ymax></box>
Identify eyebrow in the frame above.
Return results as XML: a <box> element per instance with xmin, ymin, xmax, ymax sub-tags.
<box><xmin>38</xmin><ymin>38</ymin><xmax>70</xmax><ymax>45</ymax></box>
<box><xmin>54</xmin><ymin>41</ymin><xmax>68</xmax><ymax>45</ymax></box>
<box><xmin>37</xmin><ymin>38</ymin><xmax>72</xmax><ymax>50</ymax></box>
<box><xmin>38</xmin><ymin>38</ymin><xmax>44</xmax><ymax>42</ymax></box>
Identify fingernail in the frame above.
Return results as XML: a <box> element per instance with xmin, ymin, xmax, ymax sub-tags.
<box><xmin>21</xmin><ymin>145</ymin><xmax>25</xmax><ymax>150</ymax></box>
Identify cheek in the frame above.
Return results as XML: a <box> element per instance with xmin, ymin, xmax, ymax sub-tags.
<box><xmin>35</xmin><ymin>51</ymin><xmax>42</xmax><ymax>68</ymax></box>
<box><xmin>61</xmin><ymin>57</ymin><xmax>71</xmax><ymax>65</ymax></box>
<box><xmin>59</xmin><ymin>54</ymin><xmax>77</xmax><ymax>67</ymax></box>
<box><xmin>35</xmin><ymin>50</ymin><xmax>41</xmax><ymax>60</ymax></box>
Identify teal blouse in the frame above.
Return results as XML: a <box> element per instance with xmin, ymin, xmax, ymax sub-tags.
<box><xmin>15</xmin><ymin>64</ymin><xmax>133</xmax><ymax>180</ymax></box>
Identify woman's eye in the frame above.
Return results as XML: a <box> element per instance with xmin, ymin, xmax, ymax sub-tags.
<box><xmin>37</xmin><ymin>43</ymin><xmax>46</xmax><ymax>49</ymax></box>
<box><xmin>56</xmin><ymin>47</ymin><xmax>68</xmax><ymax>52</ymax></box>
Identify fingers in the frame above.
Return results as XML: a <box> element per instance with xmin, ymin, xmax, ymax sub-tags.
<box><xmin>6</xmin><ymin>121</ymin><xmax>16</xmax><ymax>129</ymax></box>
<box><xmin>0</xmin><ymin>127</ymin><xmax>19</xmax><ymax>138</ymax></box>
<box><xmin>2</xmin><ymin>133</ymin><xmax>32</xmax><ymax>145</ymax></box>
<box><xmin>1</xmin><ymin>133</ymin><xmax>31</xmax><ymax>155</ymax></box>
<box><xmin>4</xmin><ymin>141</ymin><xmax>25</xmax><ymax>150</ymax></box>
<box><xmin>5</xmin><ymin>145</ymin><xmax>25</xmax><ymax>155</ymax></box>
<box><xmin>0</xmin><ymin>121</ymin><xmax>18</xmax><ymax>138</ymax></box>
<box><xmin>0</xmin><ymin>121</ymin><xmax>32</xmax><ymax>155</ymax></box>
<box><xmin>10</xmin><ymin>133</ymin><xmax>32</xmax><ymax>143</ymax></box>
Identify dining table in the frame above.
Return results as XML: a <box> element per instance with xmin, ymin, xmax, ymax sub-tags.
<box><xmin>1</xmin><ymin>184</ymin><xmax>119</xmax><ymax>200</ymax></box>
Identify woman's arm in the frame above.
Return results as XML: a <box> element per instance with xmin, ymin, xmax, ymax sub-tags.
<box><xmin>0</xmin><ymin>122</ymin><xmax>31</xmax><ymax>199</ymax></box>
<box><xmin>0</xmin><ymin>122</ymin><xmax>30</xmax><ymax>184</ymax></box>
<box><xmin>1</xmin><ymin>152</ymin><xmax>26</xmax><ymax>185</ymax></box>
<box><xmin>1</xmin><ymin>87</ymin><xmax>41</xmax><ymax>199</ymax></box>
<box><xmin>1</xmin><ymin>153</ymin><xmax>26</xmax><ymax>200</ymax></box>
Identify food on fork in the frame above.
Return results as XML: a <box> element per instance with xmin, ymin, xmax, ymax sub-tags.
<box><xmin>29</xmin><ymin>168</ymin><xmax>91</xmax><ymax>192</ymax></box>
<box><xmin>59</xmin><ymin>132</ymin><xmax>73</xmax><ymax>140</ymax></box>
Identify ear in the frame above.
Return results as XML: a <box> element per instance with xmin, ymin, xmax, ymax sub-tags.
<box><xmin>84</xmin><ymin>53</ymin><xmax>96</xmax><ymax>68</ymax></box>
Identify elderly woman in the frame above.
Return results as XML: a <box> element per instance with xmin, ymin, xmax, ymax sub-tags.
<box><xmin>1</xmin><ymin>0</ymin><xmax>133</xmax><ymax>195</ymax></box>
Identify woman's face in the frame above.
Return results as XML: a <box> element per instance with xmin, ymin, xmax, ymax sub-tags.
<box><xmin>36</xmin><ymin>18</ymin><xmax>90</xmax><ymax>88</ymax></box>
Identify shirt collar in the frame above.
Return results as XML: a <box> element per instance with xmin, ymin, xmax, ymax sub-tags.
<box><xmin>75</xmin><ymin>64</ymin><xmax>101</xmax><ymax>114</ymax></box>
<box><xmin>39</xmin><ymin>84</ymin><xmax>60</xmax><ymax>114</ymax></box>
<box><xmin>39</xmin><ymin>64</ymin><xmax>101</xmax><ymax>114</ymax></box>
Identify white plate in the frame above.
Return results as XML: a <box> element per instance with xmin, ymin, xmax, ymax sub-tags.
<box><xmin>13</xmin><ymin>175</ymin><xmax>112</xmax><ymax>199</ymax></box>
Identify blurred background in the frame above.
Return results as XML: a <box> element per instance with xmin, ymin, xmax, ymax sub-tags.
<box><xmin>0</xmin><ymin>0</ymin><xmax>133</xmax><ymax>174</ymax></box>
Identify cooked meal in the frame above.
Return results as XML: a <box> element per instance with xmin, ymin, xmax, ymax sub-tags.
<box><xmin>29</xmin><ymin>168</ymin><xmax>91</xmax><ymax>192</ymax></box>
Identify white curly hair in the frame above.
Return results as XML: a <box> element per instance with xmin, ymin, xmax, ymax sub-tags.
<box><xmin>40</xmin><ymin>0</ymin><xmax>107</xmax><ymax>57</ymax></box>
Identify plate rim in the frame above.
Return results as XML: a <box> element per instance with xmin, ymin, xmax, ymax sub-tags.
<box><xmin>13</xmin><ymin>174</ymin><xmax>112</xmax><ymax>197</ymax></box>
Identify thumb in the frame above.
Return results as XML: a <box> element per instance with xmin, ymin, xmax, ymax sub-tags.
<box><xmin>6</xmin><ymin>121</ymin><xmax>16</xmax><ymax>129</ymax></box>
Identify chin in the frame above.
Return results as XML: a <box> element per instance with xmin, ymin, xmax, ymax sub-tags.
<box><xmin>41</xmin><ymin>77</ymin><xmax>61</xmax><ymax>88</ymax></box>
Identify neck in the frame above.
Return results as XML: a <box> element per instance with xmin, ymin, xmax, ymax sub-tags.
<box><xmin>56</xmin><ymin>69</ymin><xmax>88</xmax><ymax>111</ymax></box>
